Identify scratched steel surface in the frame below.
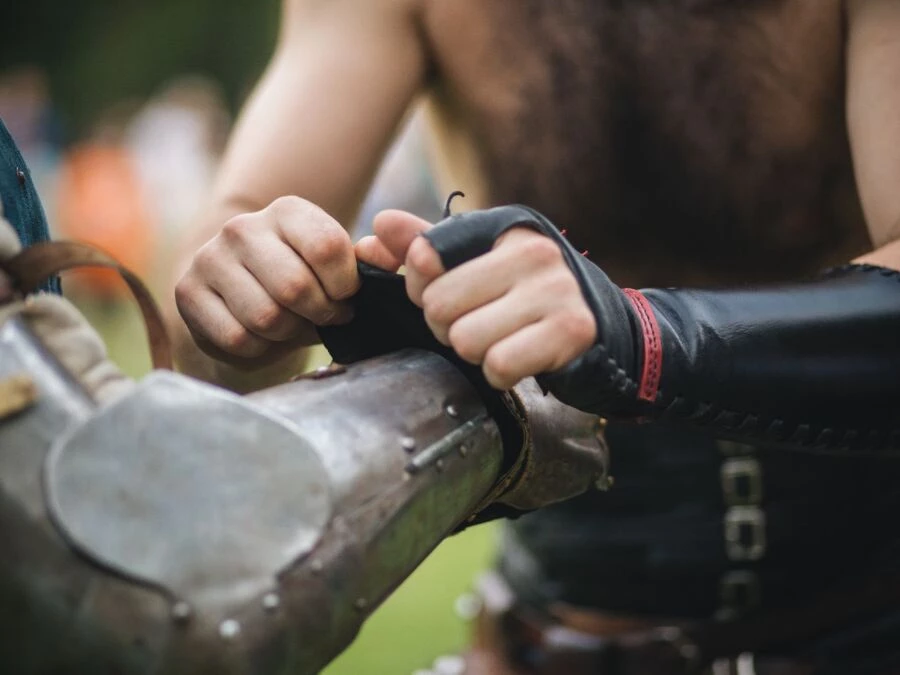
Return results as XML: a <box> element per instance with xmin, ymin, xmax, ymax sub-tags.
<box><xmin>0</xmin><ymin>334</ymin><xmax>504</xmax><ymax>674</ymax></box>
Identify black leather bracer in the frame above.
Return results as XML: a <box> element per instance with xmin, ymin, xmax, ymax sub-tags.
<box><xmin>421</xmin><ymin>205</ymin><xmax>900</xmax><ymax>454</ymax></box>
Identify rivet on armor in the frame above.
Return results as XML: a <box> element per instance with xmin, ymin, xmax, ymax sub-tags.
<box><xmin>595</xmin><ymin>474</ymin><xmax>615</xmax><ymax>491</ymax></box>
<box><xmin>354</xmin><ymin>597</ymin><xmax>367</xmax><ymax>610</ymax></box>
<box><xmin>445</xmin><ymin>404</ymin><xmax>459</xmax><ymax>418</ymax></box>
<box><xmin>310</xmin><ymin>559</ymin><xmax>324</xmax><ymax>574</ymax></box>
<box><xmin>15</xmin><ymin>168</ymin><xmax>25</xmax><ymax>187</ymax></box>
<box><xmin>170</xmin><ymin>601</ymin><xmax>192</xmax><ymax>623</ymax></box>
<box><xmin>401</xmin><ymin>436</ymin><xmax>416</xmax><ymax>452</ymax></box>
<box><xmin>262</xmin><ymin>592</ymin><xmax>280</xmax><ymax>612</ymax></box>
<box><xmin>218</xmin><ymin>619</ymin><xmax>241</xmax><ymax>640</ymax></box>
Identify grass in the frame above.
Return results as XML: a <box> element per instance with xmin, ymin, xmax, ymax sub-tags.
<box><xmin>75</xmin><ymin>294</ymin><xmax>498</xmax><ymax>675</ymax></box>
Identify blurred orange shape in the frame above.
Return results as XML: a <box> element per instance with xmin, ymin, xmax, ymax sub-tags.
<box><xmin>55</xmin><ymin>143</ymin><xmax>154</xmax><ymax>298</ymax></box>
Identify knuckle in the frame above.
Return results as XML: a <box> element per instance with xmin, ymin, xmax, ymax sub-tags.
<box><xmin>545</xmin><ymin>268</ymin><xmax>580</xmax><ymax>296</ymax></box>
<box><xmin>220</xmin><ymin>213</ymin><xmax>257</xmax><ymax>243</ymax></box>
<box><xmin>269</xmin><ymin>194</ymin><xmax>307</xmax><ymax>216</ymax></box>
<box><xmin>520</xmin><ymin>235</ymin><xmax>562</xmax><ymax>266</ymax></box>
<box><xmin>192</xmin><ymin>242</ymin><xmax>220</xmax><ymax>272</ymax></box>
<box><xmin>247</xmin><ymin>302</ymin><xmax>285</xmax><ymax>333</ymax></box>
<box><xmin>173</xmin><ymin>278</ymin><xmax>194</xmax><ymax>312</ymax></box>
<box><xmin>422</xmin><ymin>293</ymin><xmax>452</xmax><ymax>326</ymax></box>
<box><xmin>304</xmin><ymin>229</ymin><xmax>351</xmax><ymax>268</ymax></box>
<box><xmin>484</xmin><ymin>347</ymin><xmax>517</xmax><ymax>387</ymax></box>
<box><xmin>273</xmin><ymin>274</ymin><xmax>312</xmax><ymax>308</ymax></box>
<box><xmin>448</xmin><ymin>323</ymin><xmax>482</xmax><ymax>364</ymax></box>
<box><xmin>221</xmin><ymin>325</ymin><xmax>258</xmax><ymax>355</ymax></box>
<box><xmin>557</xmin><ymin>308</ymin><xmax>596</xmax><ymax>348</ymax></box>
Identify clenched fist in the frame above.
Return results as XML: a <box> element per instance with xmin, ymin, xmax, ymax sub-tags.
<box><xmin>175</xmin><ymin>196</ymin><xmax>360</xmax><ymax>366</ymax></box>
<box><xmin>355</xmin><ymin>209</ymin><xmax>597</xmax><ymax>390</ymax></box>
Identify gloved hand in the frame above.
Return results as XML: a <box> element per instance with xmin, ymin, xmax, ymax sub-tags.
<box><xmin>415</xmin><ymin>204</ymin><xmax>900</xmax><ymax>453</ymax></box>
<box><xmin>0</xmin><ymin>203</ymin><xmax>133</xmax><ymax>405</ymax></box>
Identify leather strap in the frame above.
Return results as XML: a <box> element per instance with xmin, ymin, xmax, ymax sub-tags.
<box><xmin>473</xmin><ymin>568</ymin><xmax>900</xmax><ymax>674</ymax></box>
<box><xmin>679</xmin><ymin>570</ymin><xmax>900</xmax><ymax>663</ymax></box>
<box><xmin>0</xmin><ymin>241</ymin><xmax>173</xmax><ymax>370</ymax></box>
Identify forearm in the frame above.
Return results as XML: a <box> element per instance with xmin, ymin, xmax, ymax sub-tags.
<box><xmin>167</xmin><ymin>0</ymin><xmax>427</xmax><ymax>391</ymax></box>
<box><xmin>421</xmin><ymin>206</ymin><xmax>900</xmax><ymax>454</ymax></box>
<box><xmin>166</xmin><ymin>312</ymin><xmax>313</xmax><ymax>394</ymax></box>
<box><xmin>625</xmin><ymin>263</ymin><xmax>900</xmax><ymax>451</ymax></box>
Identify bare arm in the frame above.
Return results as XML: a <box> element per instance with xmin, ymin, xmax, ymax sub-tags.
<box><xmin>170</xmin><ymin>0</ymin><xmax>428</xmax><ymax>391</ymax></box>
<box><xmin>848</xmin><ymin>0</ymin><xmax>900</xmax><ymax>271</ymax></box>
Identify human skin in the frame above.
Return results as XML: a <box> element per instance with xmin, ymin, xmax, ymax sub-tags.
<box><xmin>171</xmin><ymin>0</ymin><xmax>900</xmax><ymax>393</ymax></box>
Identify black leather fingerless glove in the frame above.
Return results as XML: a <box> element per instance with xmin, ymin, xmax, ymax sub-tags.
<box><xmin>422</xmin><ymin>205</ymin><xmax>900</xmax><ymax>454</ymax></box>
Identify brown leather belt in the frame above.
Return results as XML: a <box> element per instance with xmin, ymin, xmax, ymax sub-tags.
<box><xmin>465</xmin><ymin>570</ymin><xmax>900</xmax><ymax>675</ymax></box>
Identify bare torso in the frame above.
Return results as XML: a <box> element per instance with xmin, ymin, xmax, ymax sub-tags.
<box><xmin>420</xmin><ymin>0</ymin><xmax>870</xmax><ymax>288</ymax></box>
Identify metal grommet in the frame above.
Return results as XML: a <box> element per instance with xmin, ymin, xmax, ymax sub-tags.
<box><xmin>724</xmin><ymin>506</ymin><xmax>767</xmax><ymax>561</ymax></box>
<box><xmin>218</xmin><ymin>619</ymin><xmax>241</xmax><ymax>640</ymax></box>
<box><xmin>262</xmin><ymin>592</ymin><xmax>280</xmax><ymax>612</ymax></box>
<box><xmin>170</xmin><ymin>601</ymin><xmax>192</xmax><ymax>624</ymax></box>
<box><xmin>718</xmin><ymin>570</ymin><xmax>762</xmax><ymax>617</ymax></box>
<box><xmin>721</xmin><ymin>457</ymin><xmax>763</xmax><ymax>506</ymax></box>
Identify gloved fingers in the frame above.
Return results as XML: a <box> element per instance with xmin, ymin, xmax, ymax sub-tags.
<box><xmin>422</xmin><ymin>205</ymin><xmax>545</xmax><ymax>271</ymax></box>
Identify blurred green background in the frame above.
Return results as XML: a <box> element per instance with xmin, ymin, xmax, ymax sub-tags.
<box><xmin>3</xmin><ymin>2</ymin><xmax>496</xmax><ymax>673</ymax></box>
<box><xmin>0</xmin><ymin>0</ymin><xmax>279</xmax><ymax>137</ymax></box>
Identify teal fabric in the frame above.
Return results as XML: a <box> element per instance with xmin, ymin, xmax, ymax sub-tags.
<box><xmin>0</xmin><ymin>117</ymin><xmax>60</xmax><ymax>293</ymax></box>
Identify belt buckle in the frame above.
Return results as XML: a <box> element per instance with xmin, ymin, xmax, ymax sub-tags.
<box><xmin>643</xmin><ymin>626</ymin><xmax>704</xmax><ymax>675</ymax></box>
<box><xmin>720</xmin><ymin>457</ymin><xmax>763</xmax><ymax>506</ymax></box>
<box><xmin>712</xmin><ymin>653</ymin><xmax>757</xmax><ymax>675</ymax></box>
<box><xmin>724</xmin><ymin>506</ymin><xmax>767</xmax><ymax>561</ymax></box>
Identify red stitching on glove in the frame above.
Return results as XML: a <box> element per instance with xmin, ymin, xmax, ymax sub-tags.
<box><xmin>622</xmin><ymin>289</ymin><xmax>662</xmax><ymax>402</ymax></box>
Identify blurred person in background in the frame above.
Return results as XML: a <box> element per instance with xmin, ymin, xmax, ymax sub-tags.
<box><xmin>0</xmin><ymin>66</ymin><xmax>64</xmax><ymax>223</ymax></box>
<box><xmin>54</xmin><ymin>102</ymin><xmax>154</xmax><ymax>301</ymax></box>
<box><xmin>171</xmin><ymin>1</ymin><xmax>900</xmax><ymax>674</ymax></box>
<box><xmin>126</xmin><ymin>76</ymin><xmax>231</xmax><ymax>245</ymax></box>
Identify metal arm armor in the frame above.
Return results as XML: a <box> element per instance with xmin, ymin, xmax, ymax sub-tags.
<box><xmin>0</xmin><ymin>309</ymin><xmax>607</xmax><ymax>674</ymax></box>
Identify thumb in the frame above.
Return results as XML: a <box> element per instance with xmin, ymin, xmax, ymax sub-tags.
<box><xmin>354</xmin><ymin>235</ymin><xmax>402</xmax><ymax>272</ymax></box>
<box><xmin>372</xmin><ymin>209</ymin><xmax>433</xmax><ymax>263</ymax></box>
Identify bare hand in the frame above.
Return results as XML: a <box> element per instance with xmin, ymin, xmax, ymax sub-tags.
<box><xmin>175</xmin><ymin>196</ymin><xmax>359</xmax><ymax>365</ymax></box>
<box><xmin>355</xmin><ymin>210</ymin><xmax>596</xmax><ymax>390</ymax></box>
